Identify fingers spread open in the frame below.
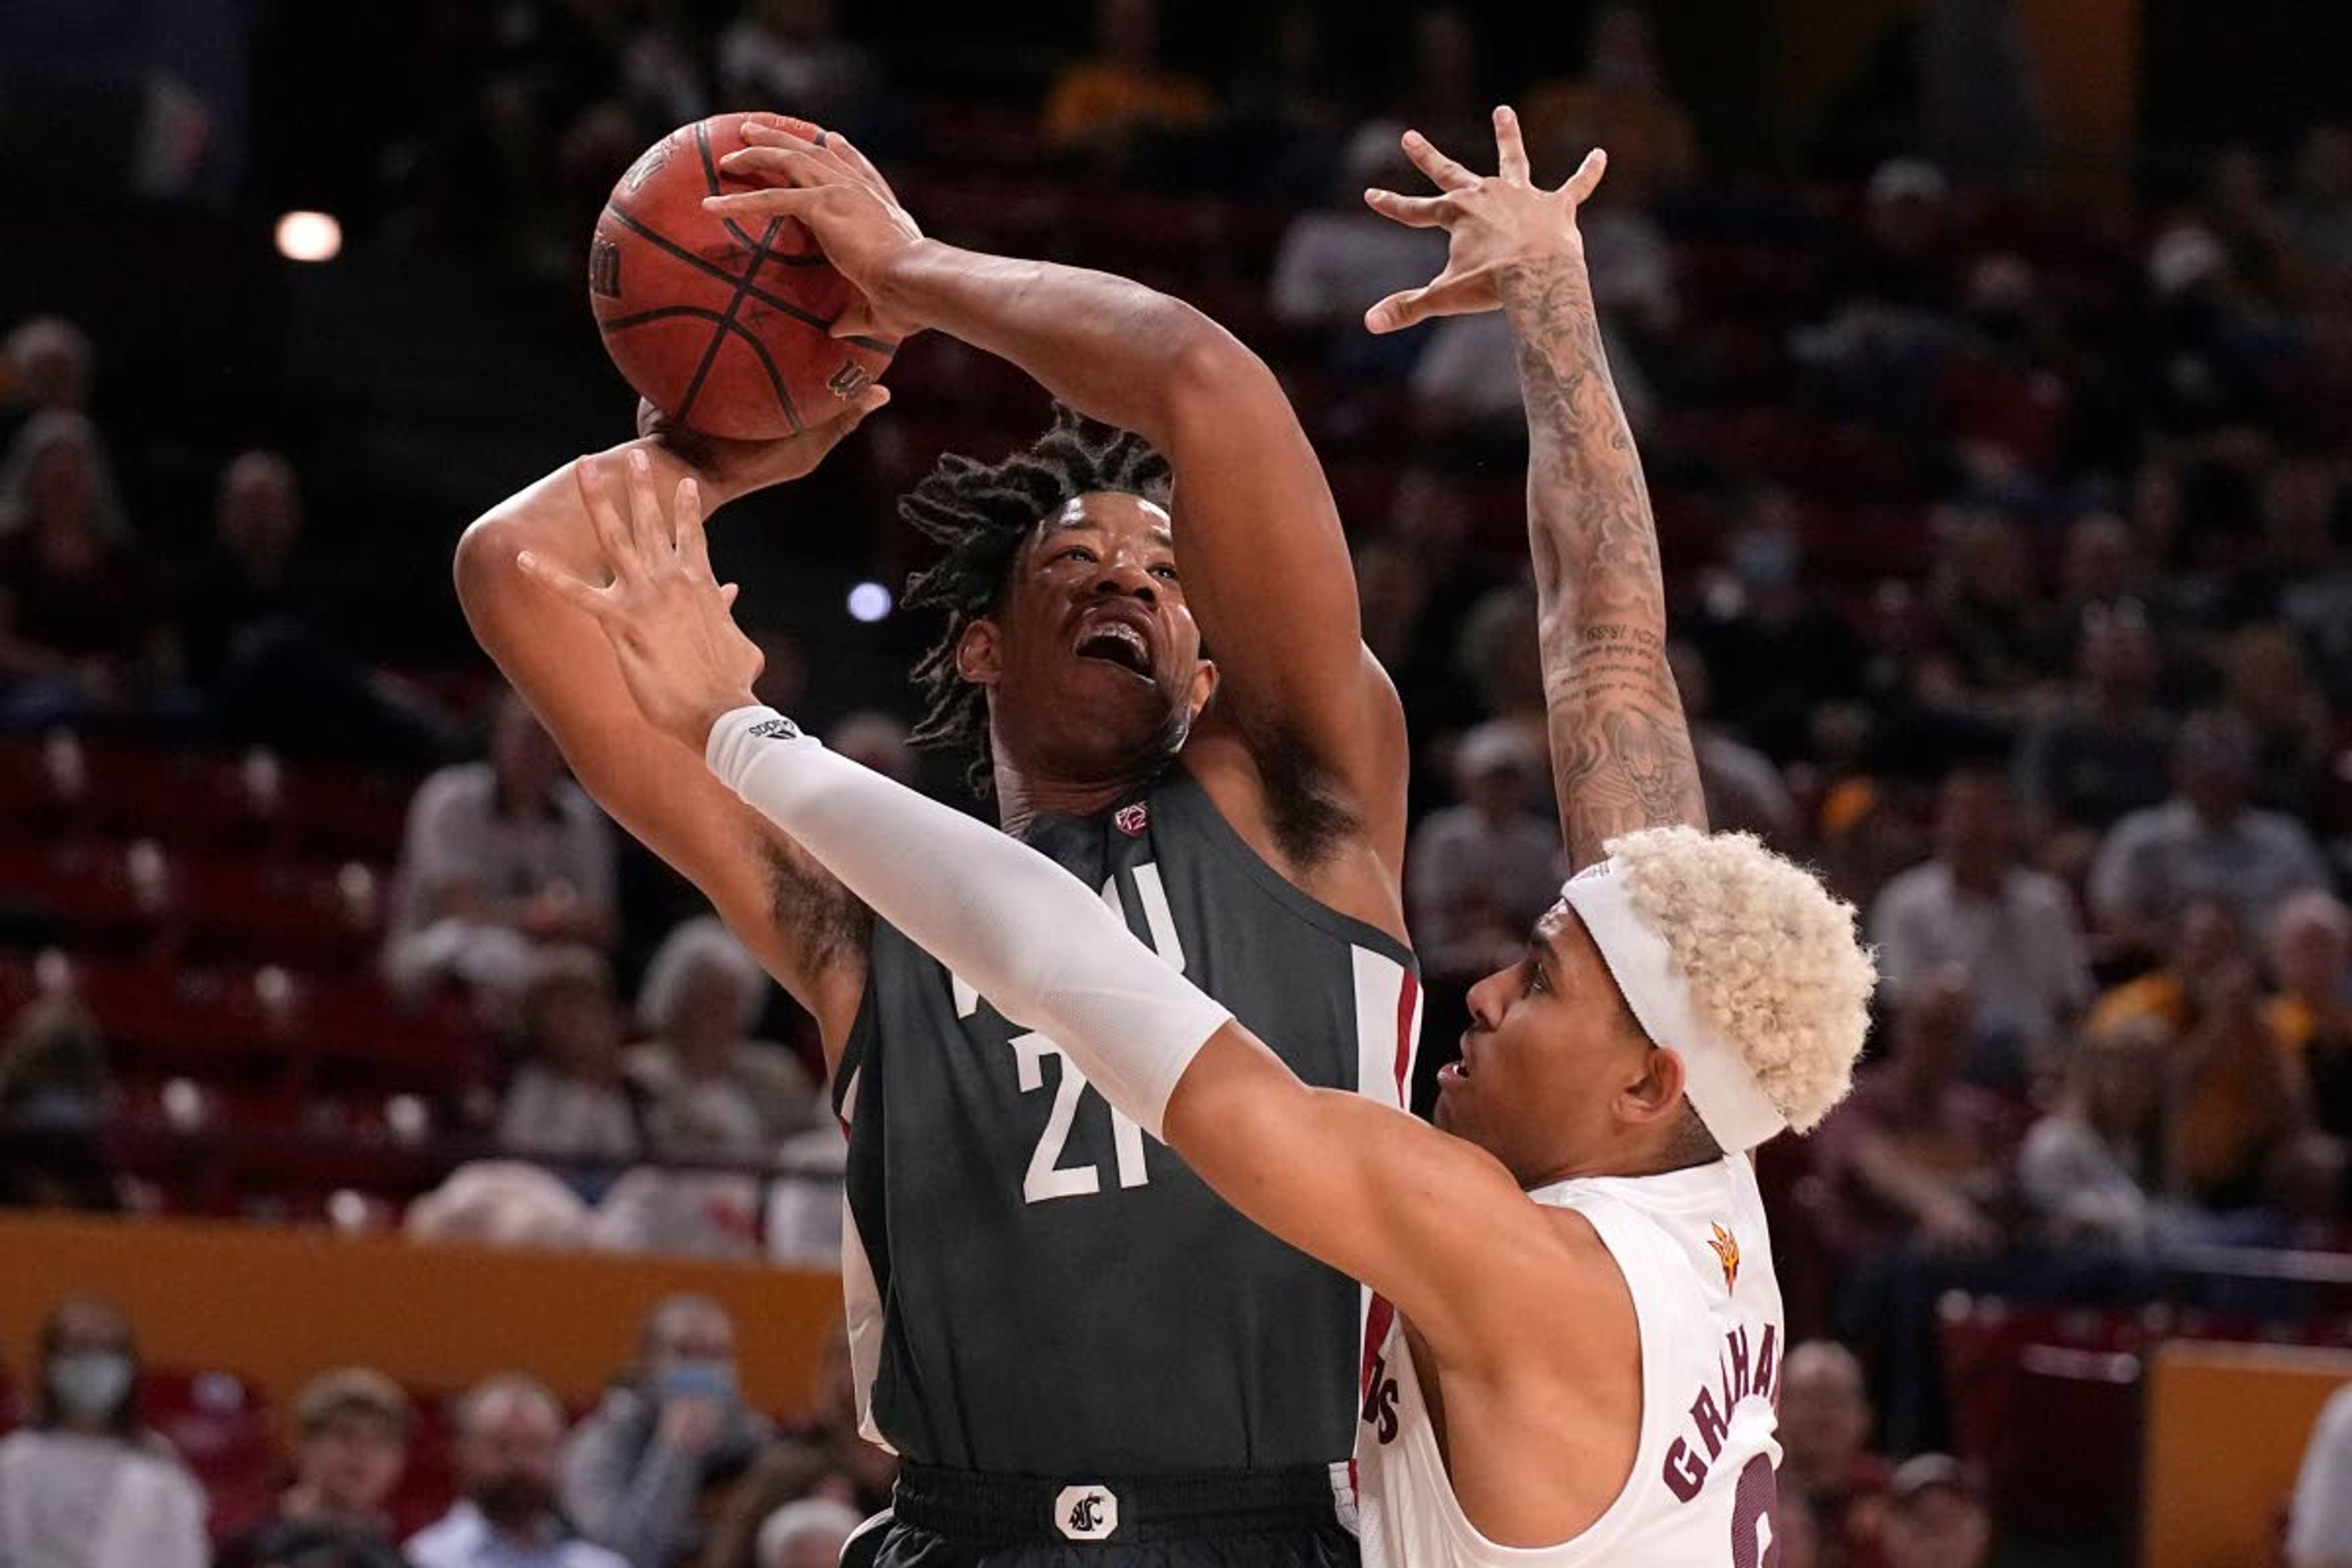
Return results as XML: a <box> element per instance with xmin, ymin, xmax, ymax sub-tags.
<box><xmin>1494</xmin><ymin>105</ymin><xmax>1530</xmax><ymax>183</ymax></box>
<box><xmin>674</xmin><ymin>476</ymin><xmax>715</xmax><ymax>585</ymax></box>
<box><xmin>1561</xmin><ymin>147</ymin><xmax>1610</xmax><ymax>205</ymax></box>
<box><xmin>517</xmin><ymin>549</ymin><xmax>612</xmax><ymax>619</ymax></box>
<box><xmin>623</xmin><ymin>448</ymin><xmax>669</xmax><ymax>563</ymax></box>
<box><xmin>1401</xmin><ymin>129</ymin><xmax>1479</xmax><ymax>191</ymax></box>
<box><xmin>578</xmin><ymin>457</ymin><xmax>641</xmax><ymax>576</ymax></box>
<box><xmin>704</xmin><ymin>186</ymin><xmax>823</xmax><ymax>219</ymax></box>
<box><xmin>1363</xmin><ymin>187</ymin><xmax>1451</xmax><ymax>228</ymax></box>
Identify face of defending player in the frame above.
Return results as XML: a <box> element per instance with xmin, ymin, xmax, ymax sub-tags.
<box><xmin>957</xmin><ymin>492</ymin><xmax>1216</xmax><ymax>790</ymax></box>
<box><xmin>1442</xmin><ymin>903</ymin><xmax>1691</xmax><ymax>1186</ymax></box>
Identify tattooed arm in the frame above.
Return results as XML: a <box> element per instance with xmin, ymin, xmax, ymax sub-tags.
<box><xmin>1365</xmin><ymin>109</ymin><xmax>1704</xmax><ymax>869</ymax></box>
<box><xmin>1504</xmin><ymin>248</ymin><xmax>1705</xmax><ymax>866</ymax></box>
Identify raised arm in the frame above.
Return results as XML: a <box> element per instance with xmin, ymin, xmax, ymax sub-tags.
<box><xmin>518</xmin><ymin>458</ymin><xmax>1570</xmax><ymax>1360</ymax></box>
<box><xmin>1365</xmin><ymin>111</ymin><xmax>1705</xmax><ymax>869</ymax></box>
<box><xmin>707</xmin><ymin>129</ymin><xmax>1408</xmax><ymax>869</ymax></box>
<box><xmin>453</xmin><ymin>411</ymin><xmax>881</xmax><ymax>1055</ymax></box>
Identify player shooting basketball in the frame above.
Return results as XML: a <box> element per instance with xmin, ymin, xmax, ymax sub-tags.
<box><xmin>518</xmin><ymin>109</ymin><xmax>1875</xmax><ymax>1567</ymax></box>
<box><xmin>461</xmin><ymin>125</ymin><xmax>1414</xmax><ymax>1566</ymax></box>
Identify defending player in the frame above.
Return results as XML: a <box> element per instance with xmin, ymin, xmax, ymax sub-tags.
<box><xmin>458</xmin><ymin>134</ymin><xmax>1414</xmax><ymax>1562</ymax></box>
<box><xmin>525</xmin><ymin>108</ymin><xmax>1875</xmax><ymax>1566</ymax></box>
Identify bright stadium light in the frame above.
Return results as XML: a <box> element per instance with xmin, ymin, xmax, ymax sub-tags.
<box><xmin>848</xmin><ymin>581</ymin><xmax>892</xmax><ymax>622</ymax></box>
<box><xmin>275</xmin><ymin>210</ymin><xmax>342</xmax><ymax>263</ymax></box>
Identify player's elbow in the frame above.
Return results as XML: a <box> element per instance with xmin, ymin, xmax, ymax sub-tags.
<box><xmin>453</xmin><ymin>510</ymin><xmax>529</xmax><ymax>638</ymax></box>
<box><xmin>1160</xmin><ymin>320</ymin><xmax>1284</xmax><ymax>444</ymax></box>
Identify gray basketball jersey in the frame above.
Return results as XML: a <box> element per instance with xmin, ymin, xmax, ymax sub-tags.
<box><xmin>832</xmin><ymin>765</ymin><xmax>1422</xmax><ymax>1476</ymax></box>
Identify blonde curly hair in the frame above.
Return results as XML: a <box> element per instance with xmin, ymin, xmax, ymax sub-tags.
<box><xmin>1607</xmin><ymin>825</ymin><xmax>1876</xmax><ymax>1134</ymax></box>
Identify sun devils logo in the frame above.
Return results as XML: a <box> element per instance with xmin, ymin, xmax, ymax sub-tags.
<box><xmin>1114</xmin><ymin>803</ymin><xmax>1150</xmax><ymax>837</ymax></box>
<box><xmin>1707</xmin><ymin>1223</ymin><xmax>1740</xmax><ymax>1292</ymax></box>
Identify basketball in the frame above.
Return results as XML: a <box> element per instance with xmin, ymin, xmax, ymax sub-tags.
<box><xmin>588</xmin><ymin>111</ymin><xmax>895</xmax><ymax>442</ymax></box>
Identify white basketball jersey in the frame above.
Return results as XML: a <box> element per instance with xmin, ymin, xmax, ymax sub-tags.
<box><xmin>1353</xmin><ymin>1155</ymin><xmax>1787</xmax><ymax>1568</ymax></box>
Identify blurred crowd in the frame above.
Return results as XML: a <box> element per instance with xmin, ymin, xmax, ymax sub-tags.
<box><xmin>7</xmin><ymin>0</ymin><xmax>2352</xmax><ymax>1563</ymax></box>
<box><xmin>1</xmin><ymin>1292</ymin><xmax>889</xmax><ymax>1568</ymax></box>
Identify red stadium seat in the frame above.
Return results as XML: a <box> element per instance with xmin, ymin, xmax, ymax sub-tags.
<box><xmin>170</xmin><ymin>851</ymin><xmax>385</xmax><ymax>971</ymax></box>
<box><xmin>0</xmin><ymin>839</ymin><xmax>166</xmax><ymax>953</ymax></box>
<box><xmin>1938</xmin><ymin>1295</ymin><xmax>2143</xmax><ymax>1540</ymax></box>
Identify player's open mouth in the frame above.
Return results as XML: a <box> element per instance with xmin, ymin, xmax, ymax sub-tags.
<box><xmin>1074</xmin><ymin>620</ymin><xmax>1153</xmax><ymax>677</ymax></box>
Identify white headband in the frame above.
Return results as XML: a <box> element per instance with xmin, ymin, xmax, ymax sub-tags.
<box><xmin>1558</xmin><ymin>859</ymin><xmax>1788</xmax><ymax>1152</ymax></box>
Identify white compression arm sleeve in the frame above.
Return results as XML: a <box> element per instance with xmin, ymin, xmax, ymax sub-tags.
<box><xmin>706</xmin><ymin>706</ymin><xmax>1231</xmax><ymax>1139</ymax></box>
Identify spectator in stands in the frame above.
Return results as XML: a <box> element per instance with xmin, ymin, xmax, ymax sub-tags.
<box><xmin>1372</xmin><ymin>7</ymin><xmax>1485</xmax><ymax>164</ymax></box>
<box><xmin>409</xmin><ymin>1376</ymin><xmax>624</xmax><ymax>1568</ymax></box>
<box><xmin>1223</xmin><ymin>7</ymin><xmax>1348</xmax><ymax>200</ymax></box>
<box><xmin>1870</xmin><ymin>768</ymin><xmax>2093</xmax><ymax>1087</ymax></box>
<box><xmin>1777</xmin><ymin>1341</ymin><xmax>1891</xmax><ymax>1568</ymax></box>
<box><xmin>1818</xmin><ymin>965</ymin><xmax>2015</xmax><ymax>1268</ymax></box>
<box><xmin>759</xmin><ymin>1322</ymin><xmax>894</xmax><ymax>1518</ymax></box>
<box><xmin>2270</xmin><ymin>891</ymin><xmax>2352</xmax><ymax>1146</ymax></box>
<box><xmin>1877</xmin><ymin>1455</ymin><xmax>1991</xmax><ymax>1568</ymax></box>
<box><xmin>2088</xmin><ymin>709</ymin><xmax>2330</xmax><ymax>959</ymax></box>
<box><xmin>0</xmin><ymin>411</ymin><xmax>179</xmax><ymax>731</ymax></box>
<box><xmin>2088</xmin><ymin>895</ymin><xmax>2311</xmax><ymax>1212</ymax></box>
<box><xmin>2221</xmin><ymin>621</ymin><xmax>2335</xmax><ymax>818</ymax></box>
<box><xmin>404</xmin><ymin>1162</ymin><xmax>593</xmax><ymax>1250</ymax></box>
<box><xmin>217</xmin><ymin>1368</ymin><xmax>414</xmax><ymax>1568</ymax></box>
<box><xmin>1924</xmin><ymin>508</ymin><xmax>2046</xmax><ymax>705</ymax></box>
<box><xmin>751</xmin><ymin>1501</ymin><xmax>861</xmax><ymax>1568</ymax></box>
<box><xmin>2016</xmin><ymin>1016</ymin><xmax>2171</xmax><ymax>1251</ymax></box>
<box><xmin>761</xmin><ymin>1120</ymin><xmax>848</xmax><ymax>1268</ymax></box>
<box><xmin>0</xmin><ymin>1296</ymin><xmax>206</xmax><ymax>1568</ymax></box>
<box><xmin>183</xmin><ymin>451</ymin><xmax>461</xmax><ymax>767</ymax></box>
<box><xmin>0</xmin><ymin>992</ymin><xmax>110</xmax><ymax>1128</ymax></box>
<box><xmin>1457</xmin><ymin>581</ymin><xmax>1545</xmax><ymax>753</ymax></box>
<box><xmin>499</xmin><ymin>946</ymin><xmax>642</xmax><ymax>1179</ymax></box>
<box><xmin>717</xmin><ymin>0</ymin><xmax>878</xmax><ymax>143</ymax></box>
<box><xmin>561</xmin><ymin>1296</ymin><xmax>771</xmax><ymax>1568</ymax></box>
<box><xmin>1039</xmin><ymin>0</ymin><xmax>1216</xmax><ymax>174</ymax></box>
<box><xmin>1268</xmin><ymin>123</ymin><xmax>1449</xmax><ymax>374</ymax></box>
<box><xmin>1667</xmin><ymin>642</ymin><xmax>1799</xmax><ymax>846</ymax></box>
<box><xmin>2049</xmin><ymin>511</ymin><xmax>2148</xmax><ymax>638</ymax></box>
<box><xmin>384</xmin><ymin>692</ymin><xmax>617</xmax><ymax>1010</ymax></box>
<box><xmin>627</xmin><ymin>918</ymin><xmax>817</xmax><ymax>1146</ymax></box>
<box><xmin>2285</xmin><ymin>124</ymin><xmax>2352</xmax><ymax>279</ymax></box>
<box><xmin>1520</xmin><ymin>4</ymin><xmax>1698</xmax><ymax>205</ymax></box>
<box><xmin>1690</xmin><ymin>492</ymin><xmax>1869</xmax><ymax>764</ymax></box>
<box><xmin>2225</xmin><ymin>460</ymin><xmax>2352</xmax><ymax>703</ymax></box>
<box><xmin>2012</xmin><ymin>600</ymin><xmax>2173</xmax><ymax>855</ymax></box>
<box><xmin>1817</xmin><ymin>967</ymin><xmax>2023</xmax><ymax>1451</ymax></box>
<box><xmin>2</xmin><ymin>316</ymin><xmax>93</xmax><ymax>422</ymax></box>
<box><xmin>2290</xmin><ymin>1380</ymin><xmax>2352</xmax><ymax>1568</ymax></box>
<box><xmin>1406</xmin><ymin>722</ymin><xmax>1561</xmax><ymax>987</ymax></box>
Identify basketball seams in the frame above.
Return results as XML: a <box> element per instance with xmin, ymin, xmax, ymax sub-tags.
<box><xmin>599</xmin><ymin>206</ymin><xmax>842</xmax><ymax>334</ymax></box>
<box><xmin>674</xmin><ymin>216</ymin><xmax>805</xmax><ymax>435</ymax></box>
<box><xmin>593</xmin><ymin>112</ymin><xmax>897</xmax><ymax>439</ymax></box>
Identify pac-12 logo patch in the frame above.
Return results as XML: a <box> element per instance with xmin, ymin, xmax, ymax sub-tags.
<box><xmin>1054</xmin><ymin>1485</ymin><xmax>1118</xmax><ymax>1540</ymax></box>
<box><xmin>1708</xmin><ymin>1222</ymin><xmax>1741</xmax><ymax>1292</ymax></box>
<box><xmin>1114</xmin><ymin>803</ymin><xmax>1149</xmax><ymax>837</ymax></box>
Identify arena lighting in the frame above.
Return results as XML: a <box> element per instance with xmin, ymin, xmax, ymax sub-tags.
<box><xmin>274</xmin><ymin>210</ymin><xmax>342</xmax><ymax>263</ymax></box>
<box><xmin>848</xmin><ymin>581</ymin><xmax>893</xmax><ymax>622</ymax></box>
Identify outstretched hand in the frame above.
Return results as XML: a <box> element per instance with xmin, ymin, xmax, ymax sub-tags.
<box><xmin>707</xmin><ymin>123</ymin><xmax>925</xmax><ymax>342</ymax></box>
<box><xmin>1362</xmin><ymin>107</ymin><xmax>1608</xmax><ymax>334</ymax></box>
<box><xmin>517</xmin><ymin>448</ymin><xmax>765</xmax><ymax>752</ymax></box>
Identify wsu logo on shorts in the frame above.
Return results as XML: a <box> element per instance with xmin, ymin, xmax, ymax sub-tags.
<box><xmin>1054</xmin><ymin>1485</ymin><xmax>1118</xmax><ymax>1541</ymax></box>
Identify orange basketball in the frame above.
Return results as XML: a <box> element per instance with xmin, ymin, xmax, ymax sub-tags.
<box><xmin>588</xmin><ymin>111</ymin><xmax>895</xmax><ymax>440</ymax></box>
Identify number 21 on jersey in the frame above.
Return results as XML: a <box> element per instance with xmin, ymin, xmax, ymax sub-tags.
<box><xmin>954</xmin><ymin>865</ymin><xmax>1186</xmax><ymax>1205</ymax></box>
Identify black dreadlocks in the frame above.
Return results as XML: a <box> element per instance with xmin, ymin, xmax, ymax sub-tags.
<box><xmin>900</xmin><ymin>404</ymin><xmax>1172</xmax><ymax>797</ymax></box>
